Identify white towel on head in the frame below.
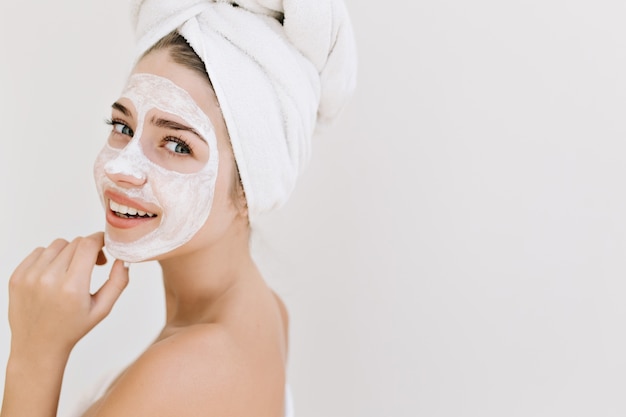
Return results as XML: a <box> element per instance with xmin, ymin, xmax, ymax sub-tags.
<box><xmin>131</xmin><ymin>0</ymin><xmax>357</xmax><ymax>222</ymax></box>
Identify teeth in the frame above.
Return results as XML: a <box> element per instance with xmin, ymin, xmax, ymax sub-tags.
<box><xmin>109</xmin><ymin>199</ymin><xmax>156</xmax><ymax>218</ymax></box>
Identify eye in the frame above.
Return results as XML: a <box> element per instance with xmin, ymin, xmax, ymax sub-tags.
<box><xmin>113</xmin><ymin>122</ymin><xmax>134</xmax><ymax>137</ymax></box>
<box><xmin>105</xmin><ymin>119</ymin><xmax>134</xmax><ymax>137</ymax></box>
<box><xmin>164</xmin><ymin>137</ymin><xmax>192</xmax><ymax>155</ymax></box>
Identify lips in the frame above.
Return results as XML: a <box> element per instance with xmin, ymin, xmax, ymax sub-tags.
<box><xmin>104</xmin><ymin>190</ymin><xmax>159</xmax><ymax>229</ymax></box>
<box><xmin>109</xmin><ymin>199</ymin><xmax>157</xmax><ymax>218</ymax></box>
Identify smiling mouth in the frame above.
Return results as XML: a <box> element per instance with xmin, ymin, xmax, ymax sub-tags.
<box><xmin>109</xmin><ymin>200</ymin><xmax>157</xmax><ymax>219</ymax></box>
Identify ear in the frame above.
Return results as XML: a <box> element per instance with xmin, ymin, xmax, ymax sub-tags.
<box><xmin>230</xmin><ymin>161</ymin><xmax>248</xmax><ymax>220</ymax></box>
<box><xmin>235</xmin><ymin>180</ymin><xmax>249</xmax><ymax>220</ymax></box>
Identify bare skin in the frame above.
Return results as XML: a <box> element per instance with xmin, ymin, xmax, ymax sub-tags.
<box><xmin>1</xmin><ymin>50</ymin><xmax>289</xmax><ymax>417</ymax></box>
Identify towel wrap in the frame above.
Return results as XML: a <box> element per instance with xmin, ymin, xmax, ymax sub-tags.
<box><xmin>131</xmin><ymin>0</ymin><xmax>357</xmax><ymax>222</ymax></box>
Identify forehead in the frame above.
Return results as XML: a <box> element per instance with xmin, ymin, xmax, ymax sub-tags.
<box><xmin>130</xmin><ymin>50</ymin><xmax>229</xmax><ymax>152</ymax></box>
<box><xmin>132</xmin><ymin>49</ymin><xmax>218</xmax><ymax>113</ymax></box>
<box><xmin>121</xmin><ymin>73</ymin><xmax>213</xmax><ymax>139</ymax></box>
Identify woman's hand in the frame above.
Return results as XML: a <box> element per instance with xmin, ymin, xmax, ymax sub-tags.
<box><xmin>1</xmin><ymin>232</ymin><xmax>128</xmax><ymax>417</ymax></box>
<box><xmin>7</xmin><ymin>232</ymin><xmax>129</xmax><ymax>359</ymax></box>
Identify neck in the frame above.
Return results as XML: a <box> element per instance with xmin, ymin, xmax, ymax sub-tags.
<box><xmin>157</xmin><ymin>221</ymin><xmax>256</xmax><ymax>327</ymax></box>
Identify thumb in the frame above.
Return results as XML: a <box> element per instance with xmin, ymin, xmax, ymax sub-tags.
<box><xmin>90</xmin><ymin>259</ymin><xmax>130</xmax><ymax>323</ymax></box>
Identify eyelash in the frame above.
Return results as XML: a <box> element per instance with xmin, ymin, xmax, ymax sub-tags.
<box><xmin>104</xmin><ymin>118</ymin><xmax>194</xmax><ymax>157</ymax></box>
<box><xmin>105</xmin><ymin>118</ymin><xmax>134</xmax><ymax>137</ymax></box>
<box><xmin>162</xmin><ymin>136</ymin><xmax>194</xmax><ymax>157</ymax></box>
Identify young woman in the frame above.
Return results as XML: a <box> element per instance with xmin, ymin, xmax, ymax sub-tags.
<box><xmin>1</xmin><ymin>1</ymin><xmax>356</xmax><ymax>416</ymax></box>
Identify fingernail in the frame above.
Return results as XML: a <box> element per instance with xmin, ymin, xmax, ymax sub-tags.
<box><xmin>123</xmin><ymin>261</ymin><xmax>131</xmax><ymax>269</ymax></box>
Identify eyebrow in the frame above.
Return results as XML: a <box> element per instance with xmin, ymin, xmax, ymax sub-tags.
<box><xmin>111</xmin><ymin>101</ymin><xmax>131</xmax><ymax>117</ymax></box>
<box><xmin>151</xmin><ymin>117</ymin><xmax>207</xmax><ymax>144</ymax></box>
<box><xmin>112</xmin><ymin>101</ymin><xmax>207</xmax><ymax>144</ymax></box>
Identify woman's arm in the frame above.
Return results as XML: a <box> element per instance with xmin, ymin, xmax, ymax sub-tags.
<box><xmin>2</xmin><ymin>349</ymin><xmax>69</xmax><ymax>417</ymax></box>
<box><xmin>1</xmin><ymin>233</ymin><xmax>129</xmax><ymax>417</ymax></box>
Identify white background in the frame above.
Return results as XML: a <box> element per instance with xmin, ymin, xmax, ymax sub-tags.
<box><xmin>2</xmin><ymin>1</ymin><xmax>626</xmax><ymax>416</ymax></box>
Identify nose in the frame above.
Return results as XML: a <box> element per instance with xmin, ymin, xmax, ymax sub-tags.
<box><xmin>105</xmin><ymin>170</ymin><xmax>146</xmax><ymax>187</ymax></box>
<box><xmin>104</xmin><ymin>142</ymin><xmax>148</xmax><ymax>188</ymax></box>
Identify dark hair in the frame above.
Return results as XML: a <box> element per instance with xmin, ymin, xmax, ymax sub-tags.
<box><xmin>143</xmin><ymin>31</ymin><xmax>247</xmax><ymax>216</ymax></box>
<box><xmin>143</xmin><ymin>31</ymin><xmax>213</xmax><ymax>87</ymax></box>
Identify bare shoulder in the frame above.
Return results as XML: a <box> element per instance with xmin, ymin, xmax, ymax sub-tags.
<box><xmin>87</xmin><ymin>325</ymin><xmax>251</xmax><ymax>417</ymax></box>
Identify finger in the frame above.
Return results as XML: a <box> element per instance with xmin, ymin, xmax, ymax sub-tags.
<box><xmin>50</xmin><ymin>233</ymin><xmax>105</xmax><ymax>273</ymax></box>
<box><xmin>10</xmin><ymin>247</ymin><xmax>46</xmax><ymax>282</ymax></box>
<box><xmin>88</xmin><ymin>231</ymin><xmax>105</xmax><ymax>242</ymax></box>
<box><xmin>64</xmin><ymin>233</ymin><xmax>106</xmax><ymax>291</ymax></box>
<box><xmin>47</xmin><ymin>238</ymin><xmax>80</xmax><ymax>274</ymax></box>
<box><xmin>90</xmin><ymin>259</ymin><xmax>129</xmax><ymax>323</ymax></box>
<box><xmin>48</xmin><ymin>232</ymin><xmax>105</xmax><ymax>274</ymax></box>
<box><xmin>29</xmin><ymin>239</ymin><xmax>71</xmax><ymax>274</ymax></box>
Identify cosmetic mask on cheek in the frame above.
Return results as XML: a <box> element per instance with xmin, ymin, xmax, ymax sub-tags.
<box><xmin>93</xmin><ymin>73</ymin><xmax>219</xmax><ymax>263</ymax></box>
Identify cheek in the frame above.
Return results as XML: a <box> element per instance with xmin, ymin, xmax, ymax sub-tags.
<box><xmin>200</xmin><ymin>155</ymin><xmax>239</xmax><ymax>230</ymax></box>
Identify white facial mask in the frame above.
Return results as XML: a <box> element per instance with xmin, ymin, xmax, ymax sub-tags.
<box><xmin>93</xmin><ymin>73</ymin><xmax>219</xmax><ymax>263</ymax></box>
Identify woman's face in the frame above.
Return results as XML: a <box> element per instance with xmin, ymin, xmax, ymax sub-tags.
<box><xmin>93</xmin><ymin>50</ymin><xmax>240</xmax><ymax>263</ymax></box>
